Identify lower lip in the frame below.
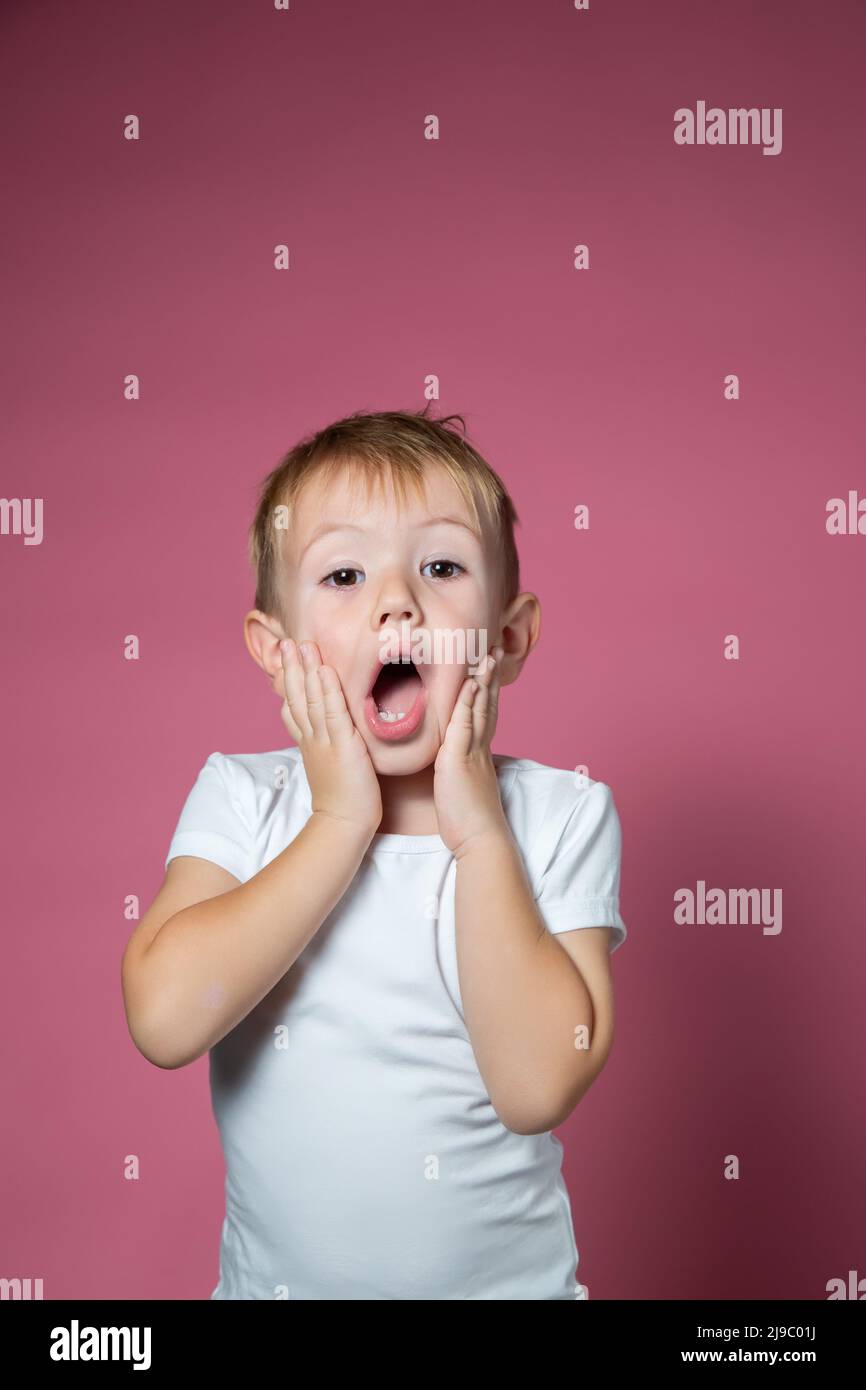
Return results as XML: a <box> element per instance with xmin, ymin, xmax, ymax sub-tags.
<box><xmin>363</xmin><ymin>684</ymin><xmax>428</xmax><ymax>741</ymax></box>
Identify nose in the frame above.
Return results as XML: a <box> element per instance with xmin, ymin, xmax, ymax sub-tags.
<box><xmin>376</xmin><ymin>601</ymin><xmax>420</xmax><ymax>631</ymax></box>
<box><xmin>370</xmin><ymin>572</ymin><xmax>422</xmax><ymax>634</ymax></box>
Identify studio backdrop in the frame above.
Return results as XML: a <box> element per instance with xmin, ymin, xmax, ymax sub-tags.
<box><xmin>1</xmin><ymin>0</ymin><xmax>864</xmax><ymax>1302</ymax></box>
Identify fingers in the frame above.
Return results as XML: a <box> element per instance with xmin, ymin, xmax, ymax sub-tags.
<box><xmin>470</xmin><ymin>646</ymin><xmax>503</xmax><ymax>747</ymax></box>
<box><xmin>280</xmin><ymin>638</ymin><xmax>352</xmax><ymax>745</ymax></box>
<box><xmin>317</xmin><ymin>663</ymin><xmax>354</xmax><ymax>744</ymax></box>
<box><xmin>280</xmin><ymin>638</ymin><xmax>313</xmax><ymax>740</ymax></box>
<box><xmin>446</xmin><ymin>675</ymin><xmax>480</xmax><ymax>754</ymax></box>
<box><xmin>300</xmin><ymin>641</ymin><xmax>328</xmax><ymax>740</ymax></box>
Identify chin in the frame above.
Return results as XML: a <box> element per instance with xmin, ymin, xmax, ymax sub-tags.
<box><xmin>364</xmin><ymin>732</ymin><xmax>438</xmax><ymax>774</ymax></box>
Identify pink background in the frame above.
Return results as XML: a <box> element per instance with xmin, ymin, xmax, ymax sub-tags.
<box><xmin>2</xmin><ymin>0</ymin><xmax>864</xmax><ymax>1300</ymax></box>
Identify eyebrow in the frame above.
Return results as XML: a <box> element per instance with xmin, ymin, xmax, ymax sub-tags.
<box><xmin>300</xmin><ymin>515</ymin><xmax>482</xmax><ymax>558</ymax></box>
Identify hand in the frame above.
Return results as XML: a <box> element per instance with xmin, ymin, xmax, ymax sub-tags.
<box><xmin>280</xmin><ymin>638</ymin><xmax>383</xmax><ymax>835</ymax></box>
<box><xmin>433</xmin><ymin>646</ymin><xmax>510</xmax><ymax>857</ymax></box>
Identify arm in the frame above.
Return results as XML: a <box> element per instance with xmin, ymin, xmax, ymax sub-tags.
<box><xmin>121</xmin><ymin>811</ymin><xmax>374</xmax><ymax>1070</ymax></box>
<box><xmin>434</xmin><ymin>648</ymin><xmax>619</xmax><ymax>1137</ymax></box>
<box><xmin>454</xmin><ymin>828</ymin><xmax>615</xmax><ymax>1135</ymax></box>
<box><xmin>123</xmin><ymin>636</ymin><xmax>384</xmax><ymax>1072</ymax></box>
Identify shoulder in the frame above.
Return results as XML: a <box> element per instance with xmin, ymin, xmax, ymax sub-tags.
<box><xmin>206</xmin><ymin>746</ymin><xmax>303</xmax><ymax>786</ymax></box>
<box><xmin>166</xmin><ymin>748</ymin><xmax>311</xmax><ymax>882</ymax></box>
<box><xmin>496</xmin><ymin>755</ymin><xmax>626</xmax><ymax>950</ymax></box>
<box><xmin>494</xmin><ymin>754</ymin><xmax>621</xmax><ymax>873</ymax></box>
<box><xmin>494</xmin><ymin>754</ymin><xmax>616</xmax><ymax>822</ymax></box>
<box><xmin>188</xmin><ymin>747</ymin><xmax>310</xmax><ymax>823</ymax></box>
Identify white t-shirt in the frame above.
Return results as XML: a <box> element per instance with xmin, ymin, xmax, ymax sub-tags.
<box><xmin>165</xmin><ymin>747</ymin><xmax>627</xmax><ymax>1301</ymax></box>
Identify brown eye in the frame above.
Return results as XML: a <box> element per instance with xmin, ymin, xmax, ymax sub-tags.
<box><xmin>423</xmin><ymin>560</ymin><xmax>465</xmax><ymax>581</ymax></box>
<box><xmin>323</xmin><ymin>568</ymin><xmax>363</xmax><ymax>587</ymax></box>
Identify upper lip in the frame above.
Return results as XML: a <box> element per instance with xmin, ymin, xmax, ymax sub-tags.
<box><xmin>365</xmin><ymin>643</ymin><xmax>428</xmax><ymax>697</ymax></box>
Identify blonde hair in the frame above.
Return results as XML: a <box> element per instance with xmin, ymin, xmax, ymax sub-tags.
<box><xmin>248</xmin><ymin>406</ymin><xmax>521</xmax><ymax>625</ymax></box>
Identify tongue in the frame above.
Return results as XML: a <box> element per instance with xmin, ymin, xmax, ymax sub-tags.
<box><xmin>373</xmin><ymin>666</ymin><xmax>421</xmax><ymax>711</ymax></box>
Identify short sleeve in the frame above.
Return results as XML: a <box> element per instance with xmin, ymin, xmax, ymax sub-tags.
<box><xmin>164</xmin><ymin>752</ymin><xmax>253</xmax><ymax>883</ymax></box>
<box><xmin>533</xmin><ymin>780</ymin><xmax>627</xmax><ymax>953</ymax></box>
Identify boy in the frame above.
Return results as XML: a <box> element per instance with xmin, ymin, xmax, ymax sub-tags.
<box><xmin>120</xmin><ymin>408</ymin><xmax>627</xmax><ymax>1300</ymax></box>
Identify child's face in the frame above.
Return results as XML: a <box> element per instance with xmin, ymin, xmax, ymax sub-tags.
<box><xmin>276</xmin><ymin>463</ymin><xmax>510</xmax><ymax>771</ymax></box>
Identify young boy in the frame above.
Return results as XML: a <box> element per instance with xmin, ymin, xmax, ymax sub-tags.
<box><xmin>121</xmin><ymin>408</ymin><xmax>627</xmax><ymax>1301</ymax></box>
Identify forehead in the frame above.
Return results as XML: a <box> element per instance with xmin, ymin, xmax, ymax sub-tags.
<box><xmin>290</xmin><ymin>460</ymin><xmax>477</xmax><ymax>540</ymax></box>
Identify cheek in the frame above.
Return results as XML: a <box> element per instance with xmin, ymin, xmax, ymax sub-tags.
<box><xmin>439</xmin><ymin>589</ymin><xmax>493</xmax><ymax>643</ymax></box>
<box><xmin>304</xmin><ymin>607</ymin><xmax>356</xmax><ymax>682</ymax></box>
<box><xmin>303</xmin><ymin>593</ymin><xmax>341</xmax><ymax>642</ymax></box>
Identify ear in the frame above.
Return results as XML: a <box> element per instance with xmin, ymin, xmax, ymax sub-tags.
<box><xmin>492</xmin><ymin>592</ymin><xmax>541</xmax><ymax>686</ymax></box>
<box><xmin>243</xmin><ymin>609</ymin><xmax>288</xmax><ymax>697</ymax></box>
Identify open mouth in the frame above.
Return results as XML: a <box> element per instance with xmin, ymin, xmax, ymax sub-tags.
<box><xmin>369</xmin><ymin>656</ymin><xmax>424</xmax><ymax>721</ymax></box>
<box><xmin>363</xmin><ymin>653</ymin><xmax>428</xmax><ymax>740</ymax></box>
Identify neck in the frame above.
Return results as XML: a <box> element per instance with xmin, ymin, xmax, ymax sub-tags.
<box><xmin>376</xmin><ymin>765</ymin><xmax>438</xmax><ymax>835</ymax></box>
